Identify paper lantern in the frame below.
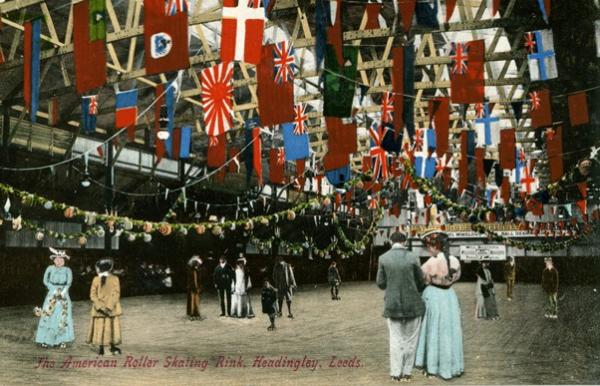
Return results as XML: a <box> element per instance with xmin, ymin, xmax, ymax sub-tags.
<box><xmin>158</xmin><ymin>223</ymin><xmax>172</xmax><ymax>236</ymax></box>
<box><xmin>63</xmin><ymin>206</ymin><xmax>75</xmax><ymax>219</ymax></box>
<box><xmin>194</xmin><ymin>224</ymin><xmax>206</xmax><ymax>235</ymax></box>
<box><xmin>78</xmin><ymin>236</ymin><xmax>87</xmax><ymax>246</ymax></box>
<box><xmin>143</xmin><ymin>233</ymin><xmax>152</xmax><ymax>243</ymax></box>
<box><xmin>127</xmin><ymin>233</ymin><xmax>136</xmax><ymax>242</ymax></box>
<box><xmin>211</xmin><ymin>225</ymin><xmax>223</xmax><ymax>236</ymax></box>
<box><xmin>43</xmin><ymin>201</ymin><xmax>53</xmax><ymax>210</ymax></box>
<box><xmin>143</xmin><ymin>221</ymin><xmax>154</xmax><ymax>233</ymax></box>
<box><xmin>286</xmin><ymin>210</ymin><xmax>296</xmax><ymax>221</ymax></box>
<box><xmin>35</xmin><ymin>231</ymin><xmax>45</xmax><ymax>241</ymax></box>
<box><xmin>122</xmin><ymin>218</ymin><xmax>133</xmax><ymax>231</ymax></box>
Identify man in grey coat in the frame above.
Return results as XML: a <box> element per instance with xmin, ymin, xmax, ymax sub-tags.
<box><xmin>376</xmin><ymin>232</ymin><xmax>426</xmax><ymax>382</ymax></box>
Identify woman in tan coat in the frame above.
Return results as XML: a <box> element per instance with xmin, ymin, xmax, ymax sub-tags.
<box><xmin>87</xmin><ymin>258</ymin><xmax>122</xmax><ymax>356</ymax></box>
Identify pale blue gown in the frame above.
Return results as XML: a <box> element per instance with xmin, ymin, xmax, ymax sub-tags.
<box><xmin>35</xmin><ymin>265</ymin><xmax>75</xmax><ymax>346</ymax></box>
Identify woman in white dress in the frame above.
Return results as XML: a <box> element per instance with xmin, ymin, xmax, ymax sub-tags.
<box><xmin>231</xmin><ymin>258</ymin><xmax>253</xmax><ymax>318</ymax></box>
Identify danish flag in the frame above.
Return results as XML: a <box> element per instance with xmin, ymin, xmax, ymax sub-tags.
<box><xmin>450</xmin><ymin>42</ymin><xmax>469</xmax><ymax>75</ymax></box>
<box><xmin>273</xmin><ymin>41</ymin><xmax>296</xmax><ymax>84</ymax></box>
<box><xmin>381</xmin><ymin>92</ymin><xmax>394</xmax><ymax>123</ymax></box>
<box><xmin>220</xmin><ymin>0</ymin><xmax>265</xmax><ymax>65</ymax></box>
<box><xmin>293</xmin><ymin>103</ymin><xmax>308</xmax><ymax>135</ymax></box>
<box><xmin>201</xmin><ymin>62</ymin><xmax>234</xmax><ymax>137</ymax></box>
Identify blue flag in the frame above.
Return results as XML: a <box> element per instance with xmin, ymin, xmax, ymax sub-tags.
<box><xmin>282</xmin><ymin>122</ymin><xmax>310</xmax><ymax>161</ymax></box>
<box><xmin>415</xmin><ymin>0</ymin><xmax>439</xmax><ymax>29</ymax></box>
<box><xmin>81</xmin><ymin>95</ymin><xmax>98</xmax><ymax>135</ymax></box>
<box><xmin>326</xmin><ymin>164</ymin><xmax>352</xmax><ymax>187</ymax></box>
<box><xmin>179</xmin><ymin>126</ymin><xmax>192</xmax><ymax>159</ymax></box>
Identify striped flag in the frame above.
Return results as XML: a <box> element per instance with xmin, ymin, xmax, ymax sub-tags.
<box><xmin>201</xmin><ymin>62</ymin><xmax>234</xmax><ymax>137</ymax></box>
<box><xmin>115</xmin><ymin>89</ymin><xmax>138</xmax><ymax>141</ymax></box>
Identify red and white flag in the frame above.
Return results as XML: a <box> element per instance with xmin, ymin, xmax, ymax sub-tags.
<box><xmin>220</xmin><ymin>0</ymin><xmax>265</xmax><ymax>65</ymax></box>
<box><xmin>200</xmin><ymin>62</ymin><xmax>234</xmax><ymax>137</ymax></box>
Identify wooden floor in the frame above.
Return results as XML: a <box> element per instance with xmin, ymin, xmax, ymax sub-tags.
<box><xmin>1</xmin><ymin>282</ymin><xmax>599</xmax><ymax>385</ymax></box>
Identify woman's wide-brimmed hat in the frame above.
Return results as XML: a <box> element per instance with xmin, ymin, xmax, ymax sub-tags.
<box><xmin>95</xmin><ymin>258</ymin><xmax>114</xmax><ymax>273</ymax></box>
<box><xmin>49</xmin><ymin>247</ymin><xmax>70</xmax><ymax>260</ymax></box>
<box><xmin>188</xmin><ymin>255</ymin><xmax>202</xmax><ymax>266</ymax></box>
<box><xmin>421</xmin><ymin>230</ymin><xmax>449</xmax><ymax>248</ymax></box>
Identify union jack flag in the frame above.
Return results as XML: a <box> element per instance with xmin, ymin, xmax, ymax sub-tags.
<box><xmin>88</xmin><ymin>95</ymin><xmax>98</xmax><ymax>115</ymax></box>
<box><xmin>369</xmin><ymin>122</ymin><xmax>390</xmax><ymax>180</ymax></box>
<box><xmin>273</xmin><ymin>41</ymin><xmax>296</xmax><ymax>84</ymax></box>
<box><xmin>450</xmin><ymin>42</ymin><xmax>469</xmax><ymax>75</ymax></box>
<box><xmin>413</xmin><ymin>128</ymin><xmax>424</xmax><ymax>152</ymax></box>
<box><xmin>435</xmin><ymin>153</ymin><xmax>453</xmax><ymax>176</ymax></box>
<box><xmin>524</xmin><ymin>32</ymin><xmax>536</xmax><ymax>53</ymax></box>
<box><xmin>293</xmin><ymin>103</ymin><xmax>308</xmax><ymax>135</ymax></box>
<box><xmin>277</xmin><ymin>148</ymin><xmax>285</xmax><ymax>165</ymax></box>
<box><xmin>529</xmin><ymin>91</ymin><xmax>541</xmax><ymax>111</ymax></box>
<box><xmin>475</xmin><ymin>102</ymin><xmax>484</xmax><ymax>118</ymax></box>
<box><xmin>201</xmin><ymin>62</ymin><xmax>234</xmax><ymax>137</ymax></box>
<box><xmin>165</xmin><ymin>0</ymin><xmax>189</xmax><ymax>15</ymax></box>
<box><xmin>381</xmin><ymin>92</ymin><xmax>394</xmax><ymax>123</ymax></box>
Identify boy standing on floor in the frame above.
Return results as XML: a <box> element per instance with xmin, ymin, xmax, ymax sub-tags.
<box><xmin>261</xmin><ymin>280</ymin><xmax>278</xmax><ymax>331</ymax></box>
<box><xmin>542</xmin><ymin>257</ymin><xmax>559</xmax><ymax>319</ymax></box>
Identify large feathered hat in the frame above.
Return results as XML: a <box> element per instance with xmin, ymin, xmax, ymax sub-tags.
<box><xmin>421</xmin><ymin>229</ymin><xmax>449</xmax><ymax>249</ymax></box>
<box><xmin>49</xmin><ymin>247</ymin><xmax>70</xmax><ymax>260</ymax></box>
<box><xmin>188</xmin><ymin>255</ymin><xmax>203</xmax><ymax>266</ymax></box>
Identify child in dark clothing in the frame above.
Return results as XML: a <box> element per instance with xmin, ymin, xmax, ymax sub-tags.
<box><xmin>261</xmin><ymin>280</ymin><xmax>278</xmax><ymax>331</ymax></box>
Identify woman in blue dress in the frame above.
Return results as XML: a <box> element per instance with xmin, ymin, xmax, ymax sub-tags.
<box><xmin>415</xmin><ymin>231</ymin><xmax>464</xmax><ymax>380</ymax></box>
<box><xmin>35</xmin><ymin>248</ymin><xmax>75</xmax><ymax>348</ymax></box>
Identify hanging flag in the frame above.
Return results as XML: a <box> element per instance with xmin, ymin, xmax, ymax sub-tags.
<box><xmin>325</xmin><ymin>164</ymin><xmax>351</xmax><ymax>187</ymax></box>
<box><xmin>369</xmin><ymin>123</ymin><xmax>390</xmax><ymax>180</ymax></box>
<box><xmin>323</xmin><ymin>45</ymin><xmax>358</xmax><ymax>118</ymax></box>
<box><xmin>221</xmin><ymin>0</ymin><xmax>265</xmax><ymax>65</ymax></box>
<box><xmin>207</xmin><ymin>133</ymin><xmax>226</xmax><ymax>168</ymax></box>
<box><xmin>475</xmin><ymin>147</ymin><xmax>485</xmax><ymax>187</ymax></box>
<box><xmin>595</xmin><ymin>20</ymin><xmax>600</xmax><ymax>57</ymax></box>
<box><xmin>228</xmin><ymin>146</ymin><xmax>241</xmax><ymax>173</ymax></box>
<box><xmin>326</xmin><ymin>0</ymin><xmax>343</xmax><ymax>66</ymax></box>
<box><xmin>73</xmin><ymin>0</ymin><xmax>106</xmax><ymax>94</ymax></box>
<box><xmin>167</xmin><ymin>126</ymin><xmax>192</xmax><ymax>160</ymax></box>
<box><xmin>315</xmin><ymin>0</ymin><xmax>329</xmax><ymax>70</ymax></box>
<box><xmin>413</xmin><ymin>127</ymin><xmax>437</xmax><ymax>179</ymax></box>
<box><xmin>293</xmin><ymin>103</ymin><xmax>309</xmax><ymax>135</ymax></box>
<box><xmin>381</xmin><ymin>92</ymin><xmax>394</xmax><ymax>123</ymax></box>
<box><xmin>511</xmin><ymin>101</ymin><xmax>524</xmax><ymax>123</ymax></box>
<box><xmin>47</xmin><ymin>96</ymin><xmax>59</xmax><ymax>126</ymax></box>
<box><xmin>144</xmin><ymin>0</ymin><xmax>189</xmax><ymax>75</ymax></box>
<box><xmin>23</xmin><ymin>18</ymin><xmax>41</xmax><ymax>123</ymax></box>
<box><xmin>325</xmin><ymin>117</ymin><xmax>357</xmax><ymax>158</ymax></box>
<box><xmin>273</xmin><ymin>41</ymin><xmax>296</xmax><ymax>84</ymax></box>
<box><xmin>154</xmin><ymin>84</ymin><xmax>167</xmax><ymax>162</ymax></box>
<box><xmin>446</xmin><ymin>0</ymin><xmax>456</xmax><ymax>21</ymax></box>
<box><xmin>397</xmin><ymin>0</ymin><xmax>416</xmax><ymax>32</ymax></box>
<box><xmin>520</xmin><ymin>159</ymin><xmax>538</xmax><ymax>195</ymax></box>
<box><xmin>568</xmin><ymin>92</ymin><xmax>589</xmax><ymax>126</ymax></box>
<box><xmin>201</xmin><ymin>62</ymin><xmax>234</xmax><ymax>137</ymax></box>
<box><xmin>547</xmin><ymin>125</ymin><xmax>563</xmax><ymax>183</ymax></box>
<box><xmin>269</xmin><ymin>148</ymin><xmax>285</xmax><ymax>185</ymax></box>
<box><xmin>81</xmin><ymin>95</ymin><xmax>98</xmax><ymax>135</ymax></box>
<box><xmin>364</xmin><ymin>3</ymin><xmax>383</xmax><ymax>29</ymax></box>
<box><xmin>475</xmin><ymin>103</ymin><xmax>500</xmax><ymax>147</ymax></box>
<box><xmin>450</xmin><ymin>40</ymin><xmax>485</xmax><ymax>104</ymax></box>
<box><xmin>429</xmin><ymin>97</ymin><xmax>449</xmax><ymax>157</ymax></box>
<box><xmin>576</xmin><ymin>182</ymin><xmax>588</xmax><ymax>217</ymax></box>
<box><xmin>244</xmin><ymin>118</ymin><xmax>262</xmax><ymax>185</ymax></box>
<box><xmin>257</xmin><ymin>44</ymin><xmax>294</xmax><ymax>126</ymax></box>
<box><xmin>295</xmin><ymin>159</ymin><xmax>306</xmax><ymax>191</ymax></box>
<box><xmin>492</xmin><ymin>0</ymin><xmax>501</xmax><ymax>16</ymax></box>
<box><xmin>536</xmin><ymin>0</ymin><xmax>551</xmax><ymax>23</ymax></box>
<box><xmin>115</xmin><ymin>89</ymin><xmax>138</xmax><ymax>142</ymax></box>
<box><xmin>527</xmin><ymin>30</ymin><xmax>557</xmax><ymax>81</ymax></box>
<box><xmin>459</xmin><ymin>131</ymin><xmax>468</xmax><ymax>194</ymax></box>
<box><xmin>282</xmin><ymin>122</ymin><xmax>309</xmax><ymax>161</ymax></box>
<box><xmin>415</xmin><ymin>0</ymin><xmax>439</xmax><ymax>29</ymax></box>
<box><xmin>529</xmin><ymin>89</ymin><xmax>552</xmax><ymax>128</ymax></box>
<box><xmin>499</xmin><ymin>128</ymin><xmax>516</xmax><ymax>170</ymax></box>
<box><xmin>500</xmin><ymin>176</ymin><xmax>511</xmax><ymax>205</ymax></box>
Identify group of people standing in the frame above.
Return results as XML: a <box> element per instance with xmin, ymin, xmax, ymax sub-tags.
<box><xmin>35</xmin><ymin>248</ymin><xmax>122</xmax><ymax>356</ymax></box>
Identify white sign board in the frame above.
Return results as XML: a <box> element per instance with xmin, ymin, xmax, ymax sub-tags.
<box><xmin>459</xmin><ymin>245</ymin><xmax>507</xmax><ymax>261</ymax></box>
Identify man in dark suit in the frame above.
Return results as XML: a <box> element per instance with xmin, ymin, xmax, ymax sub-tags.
<box><xmin>272</xmin><ymin>256</ymin><xmax>297</xmax><ymax>318</ymax></box>
<box><xmin>213</xmin><ymin>256</ymin><xmax>234</xmax><ymax>317</ymax></box>
<box><xmin>376</xmin><ymin>232</ymin><xmax>426</xmax><ymax>382</ymax></box>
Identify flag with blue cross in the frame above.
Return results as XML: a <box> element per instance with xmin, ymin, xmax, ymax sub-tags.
<box><xmin>474</xmin><ymin>103</ymin><xmax>500</xmax><ymax>147</ymax></box>
<box><xmin>526</xmin><ymin>30</ymin><xmax>558</xmax><ymax>81</ymax></box>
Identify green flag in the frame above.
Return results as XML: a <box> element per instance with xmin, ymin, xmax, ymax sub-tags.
<box><xmin>89</xmin><ymin>0</ymin><xmax>106</xmax><ymax>41</ymax></box>
<box><xmin>323</xmin><ymin>44</ymin><xmax>358</xmax><ymax>118</ymax></box>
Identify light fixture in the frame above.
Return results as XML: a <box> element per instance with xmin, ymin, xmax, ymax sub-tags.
<box><xmin>157</xmin><ymin>130</ymin><xmax>170</xmax><ymax>140</ymax></box>
<box><xmin>81</xmin><ymin>152</ymin><xmax>91</xmax><ymax>188</ymax></box>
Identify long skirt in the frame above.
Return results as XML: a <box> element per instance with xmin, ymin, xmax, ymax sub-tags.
<box><xmin>475</xmin><ymin>294</ymin><xmax>487</xmax><ymax>319</ymax></box>
<box><xmin>87</xmin><ymin>316</ymin><xmax>122</xmax><ymax>346</ymax></box>
<box><xmin>231</xmin><ymin>293</ymin><xmax>253</xmax><ymax>317</ymax></box>
<box><xmin>484</xmin><ymin>293</ymin><xmax>499</xmax><ymax>318</ymax></box>
<box><xmin>415</xmin><ymin>286</ymin><xmax>464</xmax><ymax>380</ymax></box>
<box><xmin>35</xmin><ymin>291</ymin><xmax>75</xmax><ymax>346</ymax></box>
<box><xmin>187</xmin><ymin>290</ymin><xmax>201</xmax><ymax>317</ymax></box>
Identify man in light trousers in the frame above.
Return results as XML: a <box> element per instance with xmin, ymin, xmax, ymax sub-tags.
<box><xmin>376</xmin><ymin>232</ymin><xmax>426</xmax><ymax>382</ymax></box>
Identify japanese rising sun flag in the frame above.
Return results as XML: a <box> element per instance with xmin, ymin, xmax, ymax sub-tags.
<box><xmin>201</xmin><ymin>62</ymin><xmax>234</xmax><ymax>137</ymax></box>
<box><xmin>221</xmin><ymin>0</ymin><xmax>266</xmax><ymax>65</ymax></box>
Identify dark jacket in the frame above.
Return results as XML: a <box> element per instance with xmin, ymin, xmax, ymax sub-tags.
<box><xmin>376</xmin><ymin>245</ymin><xmax>426</xmax><ymax>319</ymax></box>
<box><xmin>272</xmin><ymin>262</ymin><xmax>296</xmax><ymax>292</ymax></box>
<box><xmin>541</xmin><ymin>267</ymin><xmax>559</xmax><ymax>294</ymax></box>
<box><xmin>328</xmin><ymin>266</ymin><xmax>341</xmax><ymax>284</ymax></box>
<box><xmin>261</xmin><ymin>287</ymin><xmax>278</xmax><ymax>314</ymax></box>
<box><xmin>213</xmin><ymin>264</ymin><xmax>234</xmax><ymax>289</ymax></box>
